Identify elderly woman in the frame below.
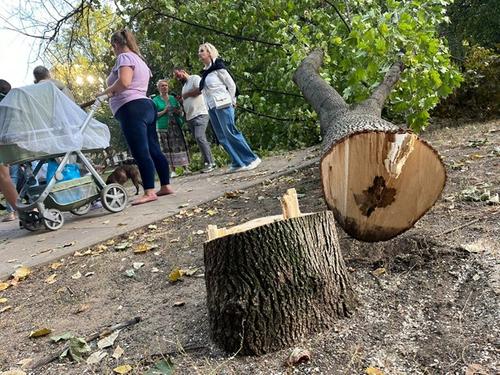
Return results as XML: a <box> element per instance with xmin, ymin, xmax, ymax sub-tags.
<box><xmin>152</xmin><ymin>80</ymin><xmax>190</xmax><ymax>176</ymax></box>
<box><xmin>98</xmin><ymin>29</ymin><xmax>173</xmax><ymax>205</ymax></box>
<box><xmin>197</xmin><ymin>43</ymin><xmax>260</xmax><ymax>172</ymax></box>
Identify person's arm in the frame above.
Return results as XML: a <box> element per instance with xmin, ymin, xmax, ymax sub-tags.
<box><xmin>153</xmin><ymin>98</ymin><xmax>168</xmax><ymax>117</ymax></box>
<box><xmin>182</xmin><ymin>76</ymin><xmax>202</xmax><ymax>99</ymax></box>
<box><xmin>217</xmin><ymin>70</ymin><xmax>237</xmax><ymax>105</ymax></box>
<box><xmin>0</xmin><ymin>165</ymin><xmax>18</xmax><ymax>209</ymax></box>
<box><xmin>100</xmin><ymin>66</ymin><xmax>133</xmax><ymax>97</ymax></box>
<box><xmin>183</xmin><ymin>87</ymin><xmax>201</xmax><ymax>99</ymax></box>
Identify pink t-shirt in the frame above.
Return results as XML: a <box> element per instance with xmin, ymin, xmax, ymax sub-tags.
<box><xmin>107</xmin><ymin>52</ymin><xmax>152</xmax><ymax>115</ymax></box>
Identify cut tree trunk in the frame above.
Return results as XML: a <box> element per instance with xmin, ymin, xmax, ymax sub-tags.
<box><xmin>204</xmin><ymin>189</ymin><xmax>357</xmax><ymax>355</ymax></box>
<box><xmin>293</xmin><ymin>50</ymin><xmax>446</xmax><ymax>242</ymax></box>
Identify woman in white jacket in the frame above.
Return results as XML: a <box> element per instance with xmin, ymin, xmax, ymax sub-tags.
<box><xmin>196</xmin><ymin>43</ymin><xmax>260</xmax><ymax>172</ymax></box>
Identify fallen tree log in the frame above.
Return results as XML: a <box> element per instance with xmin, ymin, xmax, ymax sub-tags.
<box><xmin>293</xmin><ymin>50</ymin><xmax>446</xmax><ymax>242</ymax></box>
<box><xmin>204</xmin><ymin>189</ymin><xmax>357</xmax><ymax>355</ymax></box>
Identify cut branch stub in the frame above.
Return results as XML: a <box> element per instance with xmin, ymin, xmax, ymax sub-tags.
<box><xmin>294</xmin><ymin>49</ymin><xmax>446</xmax><ymax>242</ymax></box>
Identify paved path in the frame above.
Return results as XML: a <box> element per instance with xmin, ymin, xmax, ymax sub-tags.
<box><xmin>0</xmin><ymin>148</ymin><xmax>319</xmax><ymax>279</ymax></box>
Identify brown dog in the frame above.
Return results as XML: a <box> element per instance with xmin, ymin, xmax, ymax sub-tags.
<box><xmin>106</xmin><ymin>165</ymin><xmax>142</xmax><ymax>195</ymax></box>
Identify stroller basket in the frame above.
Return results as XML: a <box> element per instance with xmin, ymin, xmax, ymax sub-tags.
<box><xmin>50</xmin><ymin>175</ymin><xmax>97</xmax><ymax>205</ymax></box>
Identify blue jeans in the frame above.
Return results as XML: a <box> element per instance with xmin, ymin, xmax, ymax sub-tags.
<box><xmin>115</xmin><ymin>99</ymin><xmax>170</xmax><ymax>189</ymax></box>
<box><xmin>208</xmin><ymin>106</ymin><xmax>257</xmax><ymax>167</ymax></box>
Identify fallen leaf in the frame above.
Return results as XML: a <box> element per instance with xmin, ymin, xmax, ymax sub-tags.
<box><xmin>206</xmin><ymin>209</ymin><xmax>217</xmax><ymax>216</ymax></box>
<box><xmin>0</xmin><ymin>297</ymin><xmax>7</xmax><ymax>304</ymax></box>
<box><xmin>124</xmin><ymin>269</ymin><xmax>135</xmax><ymax>278</ymax></box>
<box><xmin>0</xmin><ymin>305</ymin><xmax>12</xmax><ymax>313</ymax></box>
<box><xmin>74</xmin><ymin>250</ymin><xmax>92</xmax><ymax>257</ymax></box>
<box><xmin>0</xmin><ymin>369</ymin><xmax>26</xmax><ymax>375</ymax></box>
<box><xmin>7</xmin><ymin>259</ymin><xmax>19</xmax><ymax>263</ymax></box>
<box><xmin>17</xmin><ymin>358</ymin><xmax>33</xmax><ymax>370</ymax></box>
<box><xmin>144</xmin><ymin>358</ymin><xmax>174</xmax><ymax>375</ymax></box>
<box><xmin>168</xmin><ymin>268</ymin><xmax>182</xmax><ymax>283</ymax></box>
<box><xmin>115</xmin><ymin>242</ymin><xmax>131</xmax><ymax>251</ymax></box>
<box><xmin>133</xmin><ymin>243</ymin><xmax>150</xmax><ymax>254</ymax></box>
<box><xmin>173</xmin><ymin>301</ymin><xmax>185</xmax><ymax>307</ymax></box>
<box><xmin>183</xmin><ymin>268</ymin><xmax>198</xmax><ymax>276</ymax></box>
<box><xmin>29</xmin><ymin>328</ymin><xmax>52</xmax><ymax>338</ymax></box>
<box><xmin>63</xmin><ymin>241</ymin><xmax>76</xmax><ymax>247</ymax></box>
<box><xmin>84</xmin><ymin>272</ymin><xmax>95</xmax><ymax>277</ymax></box>
<box><xmin>366</xmin><ymin>367</ymin><xmax>384</xmax><ymax>375</ymax></box>
<box><xmin>113</xmin><ymin>364</ymin><xmax>132</xmax><ymax>374</ymax></box>
<box><xmin>86</xmin><ymin>350</ymin><xmax>108</xmax><ymax>365</ymax></box>
<box><xmin>178</xmin><ymin>203</ymin><xmax>189</xmax><ymax>208</ymax></box>
<box><xmin>112</xmin><ymin>345</ymin><xmax>124</xmax><ymax>359</ymax></box>
<box><xmin>286</xmin><ymin>348</ymin><xmax>311</xmax><ymax>366</ymax></box>
<box><xmin>169</xmin><ymin>238</ymin><xmax>180</xmax><ymax>243</ymax></box>
<box><xmin>0</xmin><ymin>282</ymin><xmax>10</xmax><ymax>291</ymax></box>
<box><xmin>465</xmin><ymin>363</ymin><xmax>488</xmax><ymax>375</ymax></box>
<box><xmin>50</xmin><ymin>262</ymin><xmax>63</xmax><ymax>270</ymax></box>
<box><xmin>151</xmin><ymin>268</ymin><xmax>160</xmax><ymax>273</ymax></box>
<box><xmin>97</xmin><ymin>330</ymin><xmax>120</xmax><ymax>349</ymax></box>
<box><xmin>74</xmin><ymin>304</ymin><xmax>91</xmax><ymax>314</ymax></box>
<box><xmin>45</xmin><ymin>274</ymin><xmax>57</xmax><ymax>284</ymax></box>
<box><xmin>372</xmin><ymin>267</ymin><xmax>386</xmax><ymax>277</ymax></box>
<box><xmin>12</xmin><ymin>266</ymin><xmax>31</xmax><ymax>281</ymax></box>
<box><xmin>106</xmin><ymin>239</ymin><xmax>116</xmax><ymax>246</ymax></box>
<box><xmin>51</xmin><ymin>332</ymin><xmax>74</xmax><ymax>342</ymax></box>
<box><xmin>71</xmin><ymin>271</ymin><xmax>82</xmax><ymax>280</ymax></box>
<box><xmin>194</xmin><ymin>230</ymin><xmax>204</xmax><ymax>235</ymax></box>
<box><xmin>148</xmin><ymin>224</ymin><xmax>158</xmax><ymax>230</ymax></box>
<box><xmin>133</xmin><ymin>262</ymin><xmax>144</xmax><ymax>270</ymax></box>
<box><xmin>62</xmin><ymin>337</ymin><xmax>91</xmax><ymax>362</ymax></box>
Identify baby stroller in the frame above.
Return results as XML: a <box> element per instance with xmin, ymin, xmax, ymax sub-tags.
<box><xmin>0</xmin><ymin>82</ymin><xmax>128</xmax><ymax>231</ymax></box>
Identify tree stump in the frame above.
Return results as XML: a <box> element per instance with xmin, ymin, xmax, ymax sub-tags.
<box><xmin>204</xmin><ymin>189</ymin><xmax>357</xmax><ymax>355</ymax></box>
<box><xmin>293</xmin><ymin>50</ymin><xmax>446</xmax><ymax>242</ymax></box>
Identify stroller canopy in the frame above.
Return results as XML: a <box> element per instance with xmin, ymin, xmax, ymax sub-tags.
<box><xmin>0</xmin><ymin>81</ymin><xmax>110</xmax><ymax>163</ymax></box>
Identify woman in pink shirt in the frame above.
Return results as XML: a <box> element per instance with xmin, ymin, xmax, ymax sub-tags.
<box><xmin>99</xmin><ymin>30</ymin><xmax>173</xmax><ymax>205</ymax></box>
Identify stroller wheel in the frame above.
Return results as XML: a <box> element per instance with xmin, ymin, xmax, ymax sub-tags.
<box><xmin>70</xmin><ymin>203</ymin><xmax>91</xmax><ymax>216</ymax></box>
<box><xmin>21</xmin><ymin>211</ymin><xmax>43</xmax><ymax>232</ymax></box>
<box><xmin>43</xmin><ymin>209</ymin><xmax>65</xmax><ymax>231</ymax></box>
<box><xmin>101</xmin><ymin>183</ymin><xmax>128</xmax><ymax>213</ymax></box>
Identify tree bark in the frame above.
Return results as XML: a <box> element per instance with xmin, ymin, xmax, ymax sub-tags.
<box><xmin>204</xmin><ymin>211</ymin><xmax>357</xmax><ymax>355</ymax></box>
<box><xmin>293</xmin><ymin>50</ymin><xmax>446</xmax><ymax>242</ymax></box>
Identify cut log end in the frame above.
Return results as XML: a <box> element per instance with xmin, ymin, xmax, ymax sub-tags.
<box><xmin>321</xmin><ymin>130</ymin><xmax>446</xmax><ymax>242</ymax></box>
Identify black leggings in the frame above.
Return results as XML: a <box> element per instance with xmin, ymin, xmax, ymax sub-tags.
<box><xmin>115</xmin><ymin>99</ymin><xmax>170</xmax><ymax>189</ymax></box>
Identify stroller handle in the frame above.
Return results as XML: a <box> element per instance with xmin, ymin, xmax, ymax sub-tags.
<box><xmin>79</xmin><ymin>94</ymin><xmax>109</xmax><ymax>109</ymax></box>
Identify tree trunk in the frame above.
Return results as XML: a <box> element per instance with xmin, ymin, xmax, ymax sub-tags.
<box><xmin>204</xmin><ymin>209</ymin><xmax>357</xmax><ymax>355</ymax></box>
<box><xmin>293</xmin><ymin>50</ymin><xmax>446</xmax><ymax>242</ymax></box>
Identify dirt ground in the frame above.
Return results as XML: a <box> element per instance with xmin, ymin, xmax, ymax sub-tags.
<box><xmin>0</xmin><ymin>120</ymin><xmax>498</xmax><ymax>375</ymax></box>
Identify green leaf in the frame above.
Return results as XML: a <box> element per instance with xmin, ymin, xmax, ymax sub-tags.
<box><xmin>145</xmin><ymin>358</ymin><xmax>175</xmax><ymax>375</ymax></box>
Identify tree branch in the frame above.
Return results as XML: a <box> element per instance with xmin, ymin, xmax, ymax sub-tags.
<box><xmin>293</xmin><ymin>49</ymin><xmax>348</xmax><ymax>134</ymax></box>
<box><xmin>358</xmin><ymin>60</ymin><xmax>404</xmax><ymax>116</ymax></box>
<box><xmin>324</xmin><ymin>0</ymin><xmax>352</xmax><ymax>32</ymax></box>
<box><xmin>130</xmin><ymin>7</ymin><xmax>283</xmax><ymax>47</ymax></box>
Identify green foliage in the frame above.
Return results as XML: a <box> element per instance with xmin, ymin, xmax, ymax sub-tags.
<box><xmin>444</xmin><ymin>0</ymin><xmax>500</xmax><ymax>59</ymax></box>
<box><xmin>434</xmin><ymin>45</ymin><xmax>499</xmax><ymax>118</ymax></box>
<box><xmin>126</xmin><ymin>0</ymin><xmax>460</xmax><ymax>136</ymax></box>
<box><xmin>41</xmin><ymin>0</ymin><xmax>461</xmax><ymax>153</ymax></box>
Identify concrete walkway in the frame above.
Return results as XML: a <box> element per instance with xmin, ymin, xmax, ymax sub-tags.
<box><xmin>0</xmin><ymin>148</ymin><xmax>319</xmax><ymax>279</ymax></box>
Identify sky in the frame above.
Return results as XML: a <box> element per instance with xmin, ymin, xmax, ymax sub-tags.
<box><xmin>0</xmin><ymin>0</ymin><xmax>44</xmax><ymax>88</ymax></box>
<box><xmin>0</xmin><ymin>28</ymin><xmax>43</xmax><ymax>88</ymax></box>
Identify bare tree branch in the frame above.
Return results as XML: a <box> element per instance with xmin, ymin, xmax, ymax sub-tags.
<box><xmin>293</xmin><ymin>49</ymin><xmax>348</xmax><ymax>133</ymax></box>
<box><xmin>357</xmin><ymin>60</ymin><xmax>405</xmax><ymax>116</ymax></box>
